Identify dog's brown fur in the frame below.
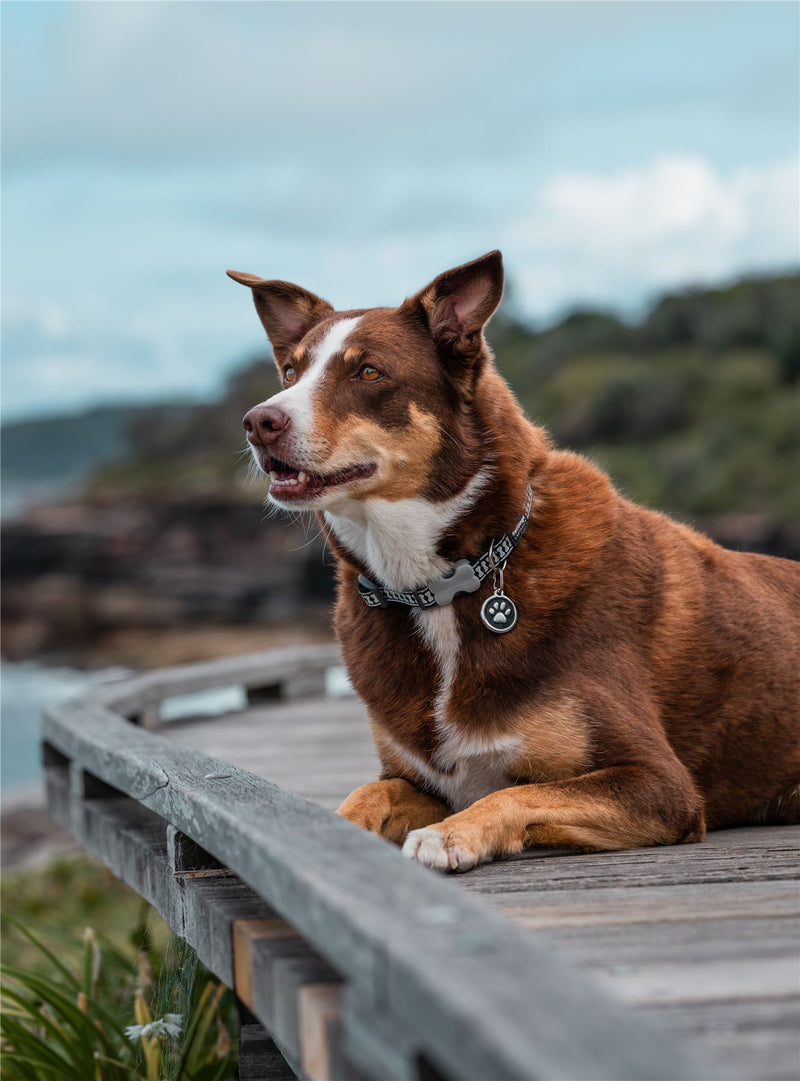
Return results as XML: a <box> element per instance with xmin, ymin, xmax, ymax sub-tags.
<box><xmin>233</xmin><ymin>251</ymin><xmax>800</xmax><ymax>871</ymax></box>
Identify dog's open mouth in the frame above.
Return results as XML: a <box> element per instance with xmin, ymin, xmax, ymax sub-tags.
<box><xmin>266</xmin><ymin>456</ymin><xmax>376</xmax><ymax>501</ymax></box>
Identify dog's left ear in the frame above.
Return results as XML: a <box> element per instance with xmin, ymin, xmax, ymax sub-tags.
<box><xmin>227</xmin><ymin>270</ymin><xmax>334</xmax><ymax>360</ymax></box>
<box><xmin>408</xmin><ymin>250</ymin><xmax>504</xmax><ymax>363</ymax></box>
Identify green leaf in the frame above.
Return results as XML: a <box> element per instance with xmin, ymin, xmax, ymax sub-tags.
<box><xmin>2</xmin><ymin>966</ymin><xmax>122</xmax><ymax>1059</ymax></box>
<box><xmin>1</xmin><ymin>984</ymin><xmax>95</xmax><ymax>1073</ymax></box>
<box><xmin>2</xmin><ymin>916</ymin><xmax>81</xmax><ymax>990</ymax></box>
<box><xmin>1</xmin><ymin>1014</ymin><xmax>85</xmax><ymax>1079</ymax></box>
<box><xmin>178</xmin><ymin>980</ymin><xmax>223</xmax><ymax>1077</ymax></box>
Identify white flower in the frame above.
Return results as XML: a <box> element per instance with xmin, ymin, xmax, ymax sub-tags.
<box><xmin>125</xmin><ymin>1014</ymin><xmax>183</xmax><ymax>1041</ymax></box>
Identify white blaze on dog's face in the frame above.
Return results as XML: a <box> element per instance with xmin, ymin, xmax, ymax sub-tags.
<box><xmin>230</xmin><ymin>252</ymin><xmax>504</xmax><ymax>512</ymax></box>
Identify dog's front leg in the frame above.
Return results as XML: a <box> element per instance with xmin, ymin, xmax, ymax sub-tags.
<box><xmin>403</xmin><ymin>765</ymin><xmax>706</xmax><ymax>871</ymax></box>
<box><xmin>337</xmin><ymin>778</ymin><xmax>448</xmax><ymax>844</ymax></box>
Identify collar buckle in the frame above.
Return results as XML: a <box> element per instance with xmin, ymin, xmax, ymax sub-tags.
<box><xmin>357</xmin><ymin>574</ymin><xmax>389</xmax><ymax>608</ymax></box>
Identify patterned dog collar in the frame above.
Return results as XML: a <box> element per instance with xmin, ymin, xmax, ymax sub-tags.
<box><xmin>357</xmin><ymin>485</ymin><xmax>533</xmax><ymax>610</ymax></box>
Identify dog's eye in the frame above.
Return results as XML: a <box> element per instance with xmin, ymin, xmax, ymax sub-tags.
<box><xmin>357</xmin><ymin>365</ymin><xmax>382</xmax><ymax>382</ymax></box>
<box><xmin>283</xmin><ymin>367</ymin><xmax>297</xmax><ymax>385</ymax></box>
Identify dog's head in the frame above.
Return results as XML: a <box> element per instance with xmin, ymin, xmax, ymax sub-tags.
<box><xmin>231</xmin><ymin>251</ymin><xmax>504</xmax><ymax>512</ymax></box>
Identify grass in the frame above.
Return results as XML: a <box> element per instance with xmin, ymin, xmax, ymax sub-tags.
<box><xmin>2</xmin><ymin>853</ymin><xmax>170</xmax><ymax>975</ymax></box>
<box><xmin>2</xmin><ymin>853</ymin><xmax>239</xmax><ymax>1080</ymax></box>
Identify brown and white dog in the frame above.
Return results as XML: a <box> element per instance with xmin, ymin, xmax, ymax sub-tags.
<box><xmin>230</xmin><ymin>251</ymin><xmax>800</xmax><ymax>872</ymax></box>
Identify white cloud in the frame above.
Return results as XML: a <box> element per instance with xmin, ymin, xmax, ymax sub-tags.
<box><xmin>502</xmin><ymin>155</ymin><xmax>799</xmax><ymax>317</ymax></box>
<box><xmin>2</xmin><ymin>152</ymin><xmax>797</xmax><ymax>421</ymax></box>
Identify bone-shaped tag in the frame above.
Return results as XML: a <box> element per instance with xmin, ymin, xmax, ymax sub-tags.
<box><xmin>430</xmin><ymin>559</ymin><xmax>481</xmax><ymax>606</ymax></box>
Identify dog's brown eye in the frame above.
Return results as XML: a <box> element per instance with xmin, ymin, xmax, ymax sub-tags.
<box><xmin>284</xmin><ymin>367</ymin><xmax>296</xmax><ymax>385</ymax></box>
<box><xmin>358</xmin><ymin>365</ymin><xmax>382</xmax><ymax>382</ymax></box>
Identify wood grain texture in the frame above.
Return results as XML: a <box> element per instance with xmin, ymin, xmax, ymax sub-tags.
<box><xmin>43</xmin><ymin>693</ymin><xmax>717</xmax><ymax>1081</ymax></box>
<box><xmin>299</xmin><ymin>984</ymin><xmax>343</xmax><ymax>1081</ymax></box>
<box><xmin>238</xmin><ymin>1024</ymin><xmax>297</xmax><ymax>1081</ymax></box>
<box><xmin>233</xmin><ymin>918</ymin><xmax>300</xmax><ymax>1011</ymax></box>
<box><xmin>88</xmin><ymin>643</ymin><xmax>341</xmax><ymax>722</ymax></box>
<box><xmin>43</xmin><ymin>652</ymin><xmax>800</xmax><ymax>1081</ymax></box>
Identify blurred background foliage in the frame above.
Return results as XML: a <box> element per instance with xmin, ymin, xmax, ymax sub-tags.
<box><xmin>2</xmin><ymin>269</ymin><xmax>797</xmax><ymax>670</ymax></box>
<box><xmin>86</xmin><ymin>271</ymin><xmax>799</xmax><ymax>520</ymax></box>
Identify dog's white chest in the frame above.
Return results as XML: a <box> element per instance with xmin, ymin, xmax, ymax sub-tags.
<box><xmin>384</xmin><ymin>732</ymin><xmax>516</xmax><ymax>812</ymax></box>
<box><xmin>435</xmin><ymin>753</ymin><xmax>512</xmax><ymax>812</ymax></box>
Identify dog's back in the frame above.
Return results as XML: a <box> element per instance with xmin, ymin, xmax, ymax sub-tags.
<box><xmin>651</xmin><ymin>518</ymin><xmax>800</xmax><ymax>828</ymax></box>
<box><xmin>540</xmin><ymin>460</ymin><xmax>800</xmax><ymax>831</ymax></box>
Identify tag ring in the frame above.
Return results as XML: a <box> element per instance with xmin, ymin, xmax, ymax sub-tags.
<box><xmin>488</xmin><ymin>540</ymin><xmax>507</xmax><ymax>594</ymax></box>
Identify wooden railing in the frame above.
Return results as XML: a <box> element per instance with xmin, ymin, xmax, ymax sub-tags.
<box><xmin>42</xmin><ymin>645</ymin><xmax>714</xmax><ymax>1081</ymax></box>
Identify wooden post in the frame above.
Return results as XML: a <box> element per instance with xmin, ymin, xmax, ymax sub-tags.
<box><xmin>233</xmin><ymin>917</ymin><xmax>302</xmax><ymax>1011</ymax></box>
<box><xmin>239</xmin><ymin>1024</ymin><xmax>297</xmax><ymax>1081</ymax></box>
<box><xmin>298</xmin><ymin>984</ymin><xmax>343</xmax><ymax>1081</ymax></box>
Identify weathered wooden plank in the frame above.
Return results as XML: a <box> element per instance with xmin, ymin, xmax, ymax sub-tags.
<box><xmin>342</xmin><ymin>989</ymin><xmax>427</xmax><ymax>1081</ymax></box>
<box><xmin>479</xmin><ymin>882</ymin><xmax>800</xmax><ymax>928</ymax></box>
<box><xmin>647</xmin><ymin>999</ymin><xmax>800</xmax><ymax>1081</ymax></box>
<box><xmin>238</xmin><ymin>1024</ymin><xmax>298</xmax><ymax>1081</ymax></box>
<box><xmin>45</xmin><ymin>766</ymin><xmax>280</xmax><ymax>990</ymax></box>
<box><xmin>534</xmin><ymin>915</ymin><xmax>799</xmax><ymax>966</ymax></box>
<box><xmin>685</xmin><ymin>826</ymin><xmax>800</xmax><ymax>849</ymax></box>
<box><xmin>693</xmin><ymin>1028</ymin><xmax>800</xmax><ymax>1081</ymax></box>
<box><xmin>43</xmin><ymin>761</ymin><xmax>72</xmax><ymax>832</ymax></box>
<box><xmin>269</xmin><ymin>954</ymin><xmax>341</xmax><ymax>1076</ymax></box>
<box><xmin>88</xmin><ymin>644</ymin><xmax>341</xmax><ymax>720</ymax></box>
<box><xmin>63</xmin><ymin>787</ymin><xmax>177</xmax><ymax>927</ymax></box>
<box><xmin>171</xmin><ymin>726</ymin><xmax>373</xmax><ymax>753</ymax></box>
<box><xmin>43</xmin><ymin>697</ymin><xmax>717</xmax><ymax>1081</ymax></box>
<box><xmin>169</xmin><ymin>700</ymin><xmax>370</xmax><ymax>735</ymax></box>
<box><xmin>246</xmin><ymin>931</ymin><xmax>342</xmax><ymax>1073</ymax></box>
<box><xmin>298</xmin><ymin>984</ymin><xmax>343</xmax><ymax>1081</ymax></box>
<box><xmin>593</xmin><ymin>955</ymin><xmax>799</xmax><ymax>1006</ymax></box>
<box><xmin>180</xmin><ymin>877</ymin><xmax>278</xmax><ymax>988</ymax></box>
<box><xmin>234</xmin><ymin>918</ymin><xmax>301</xmax><ymax>1012</ymax></box>
<box><xmin>458</xmin><ymin>839</ymin><xmax>800</xmax><ymax>896</ymax></box>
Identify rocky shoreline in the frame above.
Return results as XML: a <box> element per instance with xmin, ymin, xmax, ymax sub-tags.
<box><xmin>2</xmin><ymin>495</ymin><xmax>335</xmax><ymax>663</ymax></box>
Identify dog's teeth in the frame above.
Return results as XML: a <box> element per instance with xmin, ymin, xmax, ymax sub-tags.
<box><xmin>288</xmin><ymin>478</ymin><xmax>297</xmax><ymax>485</ymax></box>
<box><xmin>269</xmin><ymin>471</ymin><xmax>278</xmax><ymax>481</ymax></box>
<box><xmin>298</xmin><ymin>471</ymin><xmax>307</xmax><ymax>482</ymax></box>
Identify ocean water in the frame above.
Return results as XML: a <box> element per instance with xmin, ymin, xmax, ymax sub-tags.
<box><xmin>0</xmin><ymin>662</ymin><xmax>112</xmax><ymax>796</ymax></box>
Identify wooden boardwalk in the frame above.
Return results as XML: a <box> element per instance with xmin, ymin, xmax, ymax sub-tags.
<box><xmin>167</xmin><ymin>686</ymin><xmax>800</xmax><ymax>1081</ymax></box>
<box><xmin>43</xmin><ymin>647</ymin><xmax>799</xmax><ymax>1081</ymax></box>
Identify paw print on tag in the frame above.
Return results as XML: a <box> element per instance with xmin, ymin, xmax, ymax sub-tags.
<box><xmin>488</xmin><ymin>598</ymin><xmax>511</xmax><ymax>623</ymax></box>
<box><xmin>480</xmin><ymin>593</ymin><xmax>518</xmax><ymax>634</ymax></box>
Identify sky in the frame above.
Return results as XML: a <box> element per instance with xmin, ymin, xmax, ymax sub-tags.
<box><xmin>2</xmin><ymin>1</ymin><xmax>798</xmax><ymax>422</ymax></box>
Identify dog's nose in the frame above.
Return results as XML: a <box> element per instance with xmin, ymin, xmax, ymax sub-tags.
<box><xmin>243</xmin><ymin>405</ymin><xmax>291</xmax><ymax>445</ymax></box>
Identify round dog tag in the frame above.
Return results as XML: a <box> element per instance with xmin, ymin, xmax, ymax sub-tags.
<box><xmin>480</xmin><ymin>591</ymin><xmax>518</xmax><ymax>634</ymax></box>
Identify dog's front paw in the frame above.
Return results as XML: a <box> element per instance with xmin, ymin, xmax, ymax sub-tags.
<box><xmin>336</xmin><ymin>779</ymin><xmax>447</xmax><ymax>844</ymax></box>
<box><xmin>337</xmin><ymin>783</ymin><xmax>394</xmax><ymax>837</ymax></box>
<box><xmin>402</xmin><ymin>825</ymin><xmax>485</xmax><ymax>872</ymax></box>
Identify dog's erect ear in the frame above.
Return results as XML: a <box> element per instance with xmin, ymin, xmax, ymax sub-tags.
<box><xmin>227</xmin><ymin>271</ymin><xmax>334</xmax><ymax>359</ymax></box>
<box><xmin>408</xmin><ymin>251</ymin><xmax>504</xmax><ymax>363</ymax></box>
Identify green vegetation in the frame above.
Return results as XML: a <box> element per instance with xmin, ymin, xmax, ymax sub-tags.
<box><xmin>1</xmin><ymin>855</ymin><xmax>238</xmax><ymax>1080</ymax></box>
<box><xmin>491</xmin><ymin>273</ymin><xmax>800</xmax><ymax>518</ymax></box>
<box><xmin>2</xmin><ymin>855</ymin><xmax>166</xmax><ymax>975</ymax></box>
<box><xmin>88</xmin><ymin>272</ymin><xmax>800</xmax><ymax>520</ymax></box>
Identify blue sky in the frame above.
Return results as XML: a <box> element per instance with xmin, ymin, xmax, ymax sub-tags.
<box><xmin>2</xmin><ymin>1</ymin><xmax>798</xmax><ymax>421</ymax></box>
